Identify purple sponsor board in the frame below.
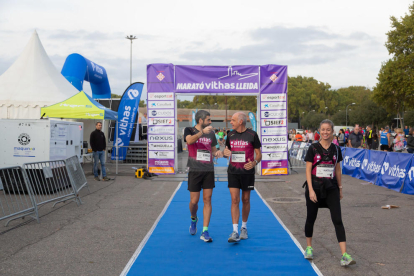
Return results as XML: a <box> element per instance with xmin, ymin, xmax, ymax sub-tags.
<box><xmin>260</xmin><ymin>64</ymin><xmax>288</xmax><ymax>94</ymax></box>
<box><xmin>147</xmin><ymin>64</ymin><xmax>175</xmax><ymax>92</ymax></box>
<box><xmin>148</xmin><ymin>159</ymin><xmax>175</xmax><ymax>167</ymax></box>
<box><xmin>262</xmin><ymin>160</ymin><xmax>289</xmax><ymax>169</ymax></box>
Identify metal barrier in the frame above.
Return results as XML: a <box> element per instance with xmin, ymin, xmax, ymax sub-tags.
<box><xmin>0</xmin><ymin>166</ymin><xmax>39</xmax><ymax>226</ymax></box>
<box><xmin>23</xmin><ymin>160</ymin><xmax>81</xmax><ymax>208</ymax></box>
<box><xmin>288</xmin><ymin>143</ymin><xmax>310</xmax><ymax>173</ymax></box>
<box><xmin>66</xmin><ymin>156</ymin><xmax>90</xmax><ymax>202</ymax></box>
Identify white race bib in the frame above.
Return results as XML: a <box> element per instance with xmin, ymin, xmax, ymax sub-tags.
<box><xmin>196</xmin><ymin>149</ymin><xmax>211</xmax><ymax>161</ymax></box>
<box><xmin>316</xmin><ymin>165</ymin><xmax>334</xmax><ymax>178</ymax></box>
<box><xmin>231</xmin><ymin>151</ymin><xmax>246</xmax><ymax>163</ymax></box>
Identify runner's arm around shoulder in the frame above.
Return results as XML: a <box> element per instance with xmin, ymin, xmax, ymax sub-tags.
<box><xmin>306</xmin><ymin>161</ymin><xmax>314</xmax><ymax>191</ymax></box>
<box><xmin>185</xmin><ymin>129</ymin><xmax>204</xmax><ymax>145</ymax></box>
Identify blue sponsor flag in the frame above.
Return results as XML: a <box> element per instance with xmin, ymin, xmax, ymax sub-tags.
<box><xmin>249</xmin><ymin>112</ymin><xmax>257</xmax><ymax>132</ymax></box>
<box><xmin>402</xmin><ymin>155</ymin><xmax>414</xmax><ymax>195</ymax></box>
<box><xmin>376</xmin><ymin>152</ymin><xmax>412</xmax><ymax>192</ymax></box>
<box><xmin>342</xmin><ymin>148</ymin><xmax>365</xmax><ymax>177</ymax></box>
<box><xmin>111</xmin><ymin>82</ymin><xmax>143</xmax><ymax>160</ymax></box>
<box><xmin>192</xmin><ymin>111</ymin><xmax>196</xmax><ymax>127</ymax></box>
<box><xmin>356</xmin><ymin>150</ymin><xmax>387</xmax><ymax>183</ymax></box>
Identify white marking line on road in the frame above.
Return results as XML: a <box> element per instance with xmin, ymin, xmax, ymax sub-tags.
<box><xmin>255</xmin><ymin>188</ymin><xmax>324</xmax><ymax>276</ymax></box>
<box><xmin>120</xmin><ymin>182</ymin><xmax>183</xmax><ymax>276</ymax></box>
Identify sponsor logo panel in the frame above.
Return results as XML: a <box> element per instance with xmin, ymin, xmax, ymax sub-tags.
<box><xmin>148</xmin><ymin>159</ymin><xmax>174</xmax><ymax>167</ymax></box>
<box><xmin>260</xmin><ymin>102</ymin><xmax>286</xmax><ymax>110</ymax></box>
<box><xmin>148</xmin><ymin>135</ymin><xmax>174</xmax><ymax>142</ymax></box>
<box><xmin>149</xmin><ymin>110</ymin><xmax>174</xmax><ymax>118</ymax></box>
<box><xmin>262</xmin><ymin>168</ymin><xmax>288</xmax><ymax>175</ymax></box>
<box><xmin>262</xmin><ymin>127</ymin><xmax>287</xmax><ymax>136</ymax></box>
<box><xmin>149</xmin><ymin>151</ymin><xmax>174</xmax><ymax>159</ymax></box>
<box><xmin>262</xmin><ymin>152</ymin><xmax>288</xmax><ymax>161</ymax></box>
<box><xmin>261</xmin><ymin>94</ymin><xmax>286</xmax><ymax>102</ymax></box>
<box><xmin>261</xmin><ymin>119</ymin><xmax>287</xmax><ymax>127</ymax></box>
<box><xmin>262</xmin><ymin>135</ymin><xmax>287</xmax><ymax>144</ymax></box>
<box><xmin>261</xmin><ymin>110</ymin><xmax>287</xmax><ymax>118</ymax></box>
<box><xmin>261</xmin><ymin>160</ymin><xmax>289</xmax><ymax>168</ymax></box>
<box><xmin>148</xmin><ymin>143</ymin><xmax>174</xmax><ymax>151</ymax></box>
<box><xmin>149</xmin><ymin>167</ymin><xmax>174</xmax><ymax>174</ymax></box>
<box><xmin>148</xmin><ymin>101</ymin><xmax>174</xmax><ymax>109</ymax></box>
<box><xmin>148</xmin><ymin>118</ymin><xmax>174</xmax><ymax>126</ymax></box>
<box><xmin>148</xmin><ymin>92</ymin><xmax>174</xmax><ymax>100</ymax></box>
<box><xmin>262</xmin><ymin>144</ymin><xmax>287</xmax><ymax>152</ymax></box>
<box><xmin>147</xmin><ymin>126</ymin><xmax>175</xmax><ymax>134</ymax></box>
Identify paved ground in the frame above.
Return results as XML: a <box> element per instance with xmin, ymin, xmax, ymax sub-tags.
<box><xmin>1</xmin><ymin>157</ymin><xmax>413</xmax><ymax>275</ymax></box>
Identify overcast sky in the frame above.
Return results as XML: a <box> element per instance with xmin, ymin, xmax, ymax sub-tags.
<box><xmin>0</xmin><ymin>0</ymin><xmax>412</xmax><ymax>99</ymax></box>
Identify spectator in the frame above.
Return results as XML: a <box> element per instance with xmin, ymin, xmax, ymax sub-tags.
<box><xmin>306</xmin><ymin>129</ymin><xmax>314</xmax><ymax>143</ymax></box>
<box><xmin>289</xmin><ymin>129</ymin><xmax>297</xmax><ymax>141</ymax></box>
<box><xmin>380</xmin><ymin>126</ymin><xmax>392</xmax><ymax>152</ymax></box>
<box><xmin>314</xmin><ymin>130</ymin><xmax>320</xmax><ymax>142</ymax></box>
<box><xmin>404</xmin><ymin>126</ymin><xmax>409</xmax><ymax>136</ymax></box>
<box><xmin>407</xmin><ymin>128</ymin><xmax>414</xmax><ymax>153</ymax></box>
<box><xmin>344</xmin><ymin>128</ymin><xmax>350</xmax><ymax>144</ymax></box>
<box><xmin>338</xmin><ymin>129</ymin><xmax>345</xmax><ymax>147</ymax></box>
<box><xmin>333</xmin><ymin>135</ymin><xmax>339</xmax><ymax>146</ymax></box>
<box><xmin>393</xmin><ymin>128</ymin><xmax>406</xmax><ymax>152</ymax></box>
<box><xmin>365</xmin><ymin>125</ymin><xmax>373</xmax><ymax>149</ymax></box>
<box><xmin>371</xmin><ymin>133</ymin><xmax>379</xmax><ymax>150</ymax></box>
<box><xmin>295</xmin><ymin>131</ymin><xmax>303</xmax><ymax>142</ymax></box>
<box><xmin>347</xmin><ymin>125</ymin><xmax>363</xmax><ymax>148</ymax></box>
<box><xmin>90</xmin><ymin>122</ymin><xmax>109</xmax><ymax>181</ymax></box>
<box><xmin>302</xmin><ymin>132</ymin><xmax>307</xmax><ymax>142</ymax></box>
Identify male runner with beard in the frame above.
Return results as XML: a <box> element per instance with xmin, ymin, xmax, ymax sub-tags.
<box><xmin>224</xmin><ymin>112</ymin><xmax>261</xmax><ymax>242</ymax></box>
<box><xmin>184</xmin><ymin>110</ymin><xmax>223</xmax><ymax>242</ymax></box>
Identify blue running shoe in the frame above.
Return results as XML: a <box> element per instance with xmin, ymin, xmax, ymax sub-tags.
<box><xmin>189</xmin><ymin>217</ymin><xmax>198</xmax><ymax>235</ymax></box>
<box><xmin>200</xmin><ymin>231</ymin><xmax>213</xmax><ymax>242</ymax></box>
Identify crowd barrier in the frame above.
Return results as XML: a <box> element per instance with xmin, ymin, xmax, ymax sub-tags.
<box><xmin>288</xmin><ymin>141</ymin><xmax>310</xmax><ymax>172</ymax></box>
<box><xmin>0</xmin><ymin>156</ymin><xmax>89</xmax><ymax>227</ymax></box>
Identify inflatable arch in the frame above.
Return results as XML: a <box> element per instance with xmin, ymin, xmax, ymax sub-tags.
<box><xmin>61</xmin><ymin>53</ymin><xmax>111</xmax><ymax>99</ymax></box>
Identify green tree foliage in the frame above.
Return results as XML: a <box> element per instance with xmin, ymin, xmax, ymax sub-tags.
<box><xmin>192</xmin><ymin>96</ymin><xmax>257</xmax><ymax>112</ymax></box>
<box><xmin>139</xmin><ymin>100</ymin><xmax>146</xmax><ymax>107</ymax></box>
<box><xmin>301</xmin><ymin>112</ymin><xmax>326</xmax><ymax>129</ymax></box>
<box><xmin>373</xmin><ymin>4</ymin><xmax>414</xmax><ymax>127</ymax></box>
<box><xmin>111</xmin><ymin>93</ymin><xmax>122</xmax><ymax>98</ymax></box>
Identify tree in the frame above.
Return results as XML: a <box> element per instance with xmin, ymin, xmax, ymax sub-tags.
<box><xmin>301</xmin><ymin>112</ymin><xmax>325</xmax><ymax>129</ymax></box>
<box><xmin>192</xmin><ymin>95</ymin><xmax>257</xmax><ymax>112</ymax></box>
<box><xmin>373</xmin><ymin>4</ymin><xmax>414</xmax><ymax>127</ymax></box>
<box><xmin>139</xmin><ymin>100</ymin><xmax>146</xmax><ymax>107</ymax></box>
<box><xmin>111</xmin><ymin>93</ymin><xmax>122</xmax><ymax>98</ymax></box>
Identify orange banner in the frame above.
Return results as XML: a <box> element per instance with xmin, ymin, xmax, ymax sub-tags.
<box><xmin>149</xmin><ymin>167</ymin><xmax>175</xmax><ymax>174</ymax></box>
<box><xmin>262</xmin><ymin>168</ymin><xmax>288</xmax><ymax>175</ymax></box>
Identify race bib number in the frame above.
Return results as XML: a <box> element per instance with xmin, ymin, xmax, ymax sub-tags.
<box><xmin>231</xmin><ymin>151</ymin><xmax>246</xmax><ymax>163</ymax></box>
<box><xmin>316</xmin><ymin>165</ymin><xmax>334</xmax><ymax>178</ymax></box>
<box><xmin>196</xmin><ymin>149</ymin><xmax>211</xmax><ymax>161</ymax></box>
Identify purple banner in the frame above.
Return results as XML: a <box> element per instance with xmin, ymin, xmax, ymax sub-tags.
<box><xmin>260</xmin><ymin>65</ymin><xmax>288</xmax><ymax>94</ymax></box>
<box><xmin>262</xmin><ymin>160</ymin><xmax>288</xmax><ymax>169</ymax></box>
<box><xmin>148</xmin><ymin>159</ymin><xmax>175</xmax><ymax>167</ymax></box>
<box><xmin>175</xmin><ymin>65</ymin><xmax>259</xmax><ymax>93</ymax></box>
<box><xmin>147</xmin><ymin>64</ymin><xmax>175</xmax><ymax>92</ymax></box>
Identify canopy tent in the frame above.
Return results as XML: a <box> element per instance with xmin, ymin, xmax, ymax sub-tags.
<box><xmin>40</xmin><ymin>91</ymin><xmax>117</xmax><ymax>120</ymax></box>
<box><xmin>0</xmin><ymin>30</ymin><xmax>79</xmax><ymax>119</ymax></box>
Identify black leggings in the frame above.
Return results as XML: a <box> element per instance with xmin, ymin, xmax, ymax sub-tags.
<box><xmin>305</xmin><ymin>188</ymin><xmax>346</xmax><ymax>243</ymax></box>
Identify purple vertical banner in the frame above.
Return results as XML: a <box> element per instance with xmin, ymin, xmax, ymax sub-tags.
<box><xmin>147</xmin><ymin>63</ymin><xmax>175</xmax><ymax>92</ymax></box>
<box><xmin>147</xmin><ymin>64</ymin><xmax>175</xmax><ymax>175</ymax></box>
<box><xmin>259</xmin><ymin>65</ymin><xmax>288</xmax><ymax>175</ymax></box>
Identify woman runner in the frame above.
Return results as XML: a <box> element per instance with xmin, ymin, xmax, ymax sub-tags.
<box><xmin>303</xmin><ymin>119</ymin><xmax>356</xmax><ymax>267</ymax></box>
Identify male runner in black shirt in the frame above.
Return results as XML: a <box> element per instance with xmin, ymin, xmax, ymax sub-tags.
<box><xmin>224</xmin><ymin>112</ymin><xmax>261</xmax><ymax>242</ymax></box>
<box><xmin>184</xmin><ymin>110</ymin><xmax>223</xmax><ymax>242</ymax></box>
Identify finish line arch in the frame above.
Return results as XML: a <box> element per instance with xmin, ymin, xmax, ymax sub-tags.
<box><xmin>146</xmin><ymin>64</ymin><xmax>288</xmax><ymax>176</ymax></box>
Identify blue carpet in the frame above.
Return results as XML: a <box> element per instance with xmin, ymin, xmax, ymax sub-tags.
<box><xmin>126</xmin><ymin>182</ymin><xmax>319</xmax><ymax>276</ymax></box>
<box><xmin>215</xmin><ymin>157</ymin><xmax>229</xmax><ymax>167</ymax></box>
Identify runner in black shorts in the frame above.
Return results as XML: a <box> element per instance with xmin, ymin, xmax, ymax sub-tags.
<box><xmin>184</xmin><ymin>110</ymin><xmax>223</xmax><ymax>242</ymax></box>
<box><xmin>223</xmin><ymin>112</ymin><xmax>261</xmax><ymax>243</ymax></box>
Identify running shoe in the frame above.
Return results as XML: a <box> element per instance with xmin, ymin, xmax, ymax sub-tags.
<box><xmin>200</xmin><ymin>231</ymin><xmax>213</xmax><ymax>242</ymax></box>
<box><xmin>189</xmin><ymin>217</ymin><xmax>198</xmax><ymax>235</ymax></box>
<box><xmin>304</xmin><ymin>246</ymin><xmax>313</xmax><ymax>260</ymax></box>
<box><xmin>102</xmin><ymin>176</ymin><xmax>110</xmax><ymax>181</ymax></box>
<box><xmin>94</xmin><ymin>177</ymin><xmax>100</xmax><ymax>181</ymax></box>
<box><xmin>240</xmin><ymin>228</ymin><xmax>248</xmax><ymax>240</ymax></box>
<box><xmin>340</xmin><ymin>253</ymin><xmax>356</xmax><ymax>266</ymax></box>
<box><xmin>228</xmin><ymin>231</ymin><xmax>240</xmax><ymax>243</ymax></box>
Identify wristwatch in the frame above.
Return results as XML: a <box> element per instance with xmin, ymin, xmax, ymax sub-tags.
<box><xmin>254</xmin><ymin>160</ymin><xmax>258</xmax><ymax>165</ymax></box>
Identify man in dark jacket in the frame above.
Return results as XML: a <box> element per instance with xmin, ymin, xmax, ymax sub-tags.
<box><xmin>90</xmin><ymin>122</ymin><xmax>109</xmax><ymax>181</ymax></box>
<box><xmin>407</xmin><ymin>128</ymin><xmax>414</xmax><ymax>153</ymax></box>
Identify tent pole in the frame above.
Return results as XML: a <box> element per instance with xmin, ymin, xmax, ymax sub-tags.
<box><xmin>102</xmin><ymin>119</ymin><xmax>105</xmax><ymax>178</ymax></box>
<box><xmin>116</xmin><ymin>121</ymin><xmax>118</xmax><ymax>175</ymax></box>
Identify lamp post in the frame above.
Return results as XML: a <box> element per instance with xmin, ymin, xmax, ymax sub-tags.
<box><xmin>125</xmin><ymin>35</ymin><xmax>137</xmax><ymax>84</ymax></box>
<box><xmin>346</xmin><ymin>103</ymin><xmax>355</xmax><ymax>127</ymax></box>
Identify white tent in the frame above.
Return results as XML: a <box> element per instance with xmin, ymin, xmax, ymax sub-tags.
<box><xmin>0</xmin><ymin>30</ymin><xmax>78</xmax><ymax>119</ymax></box>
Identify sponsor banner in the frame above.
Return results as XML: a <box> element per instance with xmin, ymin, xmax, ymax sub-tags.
<box><xmin>147</xmin><ymin>126</ymin><xmax>175</xmax><ymax>134</ymax></box>
<box><xmin>260</xmin><ymin>65</ymin><xmax>288</xmax><ymax>94</ymax></box>
<box><xmin>260</xmin><ymin>93</ymin><xmax>286</xmax><ymax>102</ymax></box>
<box><xmin>262</xmin><ymin>135</ymin><xmax>287</xmax><ymax>144</ymax></box>
<box><xmin>261</xmin><ymin>119</ymin><xmax>287</xmax><ymax>127</ymax></box>
<box><xmin>261</xmin><ymin>160</ymin><xmax>288</xmax><ymax>168</ymax></box>
<box><xmin>149</xmin><ymin>167</ymin><xmax>175</xmax><ymax>174</ymax></box>
<box><xmin>149</xmin><ymin>143</ymin><xmax>174</xmax><ymax>151</ymax></box>
<box><xmin>147</xmin><ymin>63</ymin><xmax>175</xmax><ymax>92</ymax></box>
<box><xmin>402</xmin><ymin>155</ymin><xmax>414</xmax><ymax>195</ymax></box>
<box><xmin>356</xmin><ymin>150</ymin><xmax>387</xmax><ymax>183</ymax></box>
<box><xmin>111</xmin><ymin>82</ymin><xmax>143</xmax><ymax>160</ymax></box>
<box><xmin>262</xmin><ymin>144</ymin><xmax>287</xmax><ymax>152</ymax></box>
<box><xmin>261</xmin><ymin>102</ymin><xmax>286</xmax><ymax>110</ymax></box>
<box><xmin>149</xmin><ymin>109</ymin><xmax>174</xmax><ymax>118</ymax></box>
<box><xmin>342</xmin><ymin>148</ymin><xmax>366</xmax><ymax>177</ymax></box>
<box><xmin>248</xmin><ymin>112</ymin><xmax>257</xmax><ymax>132</ymax></box>
<box><xmin>148</xmin><ymin>118</ymin><xmax>174</xmax><ymax>126</ymax></box>
<box><xmin>376</xmin><ymin>152</ymin><xmax>412</xmax><ymax>192</ymax></box>
<box><xmin>262</xmin><ymin>168</ymin><xmax>288</xmax><ymax>175</ymax></box>
<box><xmin>148</xmin><ymin>159</ymin><xmax>175</xmax><ymax>167</ymax></box>
<box><xmin>262</xmin><ymin>152</ymin><xmax>288</xmax><ymax>161</ymax></box>
<box><xmin>148</xmin><ymin>135</ymin><xmax>174</xmax><ymax>142</ymax></box>
<box><xmin>148</xmin><ymin>92</ymin><xmax>174</xmax><ymax>100</ymax></box>
<box><xmin>175</xmin><ymin>65</ymin><xmax>259</xmax><ymax>93</ymax></box>
<box><xmin>261</xmin><ymin>110</ymin><xmax>286</xmax><ymax>119</ymax></box>
<box><xmin>148</xmin><ymin>101</ymin><xmax>174</xmax><ymax>109</ymax></box>
<box><xmin>262</xmin><ymin>127</ymin><xmax>287</xmax><ymax>136</ymax></box>
<box><xmin>149</xmin><ymin>151</ymin><xmax>174</xmax><ymax>159</ymax></box>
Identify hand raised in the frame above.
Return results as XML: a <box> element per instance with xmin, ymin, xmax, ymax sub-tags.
<box><xmin>203</xmin><ymin>126</ymin><xmax>213</xmax><ymax>134</ymax></box>
<box><xmin>223</xmin><ymin>146</ymin><xmax>231</xmax><ymax>157</ymax></box>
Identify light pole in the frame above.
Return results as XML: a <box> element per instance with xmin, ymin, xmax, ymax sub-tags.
<box><xmin>346</xmin><ymin>103</ymin><xmax>355</xmax><ymax>127</ymax></box>
<box><xmin>125</xmin><ymin>35</ymin><xmax>137</xmax><ymax>84</ymax></box>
